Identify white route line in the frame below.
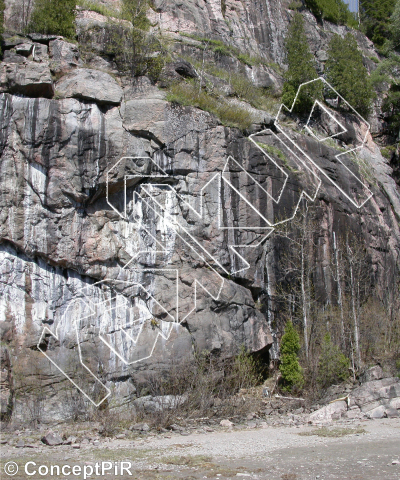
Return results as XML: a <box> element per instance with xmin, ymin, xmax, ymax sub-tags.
<box><xmin>37</xmin><ymin>276</ymin><xmax>179</xmax><ymax>406</ymax></box>
<box><xmin>37</xmin><ymin>77</ymin><xmax>374</xmax><ymax>403</ymax></box>
<box><xmin>275</xmin><ymin>77</ymin><xmax>373</xmax><ymax>209</ymax></box>
<box><xmin>248</xmin><ymin>128</ymin><xmax>323</xmax><ymax>226</ymax></box>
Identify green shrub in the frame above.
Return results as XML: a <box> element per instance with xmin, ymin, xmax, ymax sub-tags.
<box><xmin>279</xmin><ymin>321</ymin><xmax>304</xmax><ymax>392</ymax></box>
<box><xmin>121</xmin><ymin>0</ymin><xmax>151</xmax><ymax>29</ymax></box>
<box><xmin>236</xmin><ymin>53</ymin><xmax>262</xmax><ymax>66</ymax></box>
<box><xmin>282</xmin><ymin>12</ymin><xmax>323</xmax><ymax>114</ymax></box>
<box><xmin>317</xmin><ymin>334</ymin><xmax>350</xmax><ymax>389</ymax></box>
<box><xmin>29</xmin><ymin>0</ymin><xmax>76</xmax><ymax>38</ymax></box>
<box><xmin>370</xmin><ymin>6</ymin><xmax>400</xmax><ymax>137</ymax></box>
<box><xmin>101</xmin><ymin>22</ymin><xmax>164</xmax><ymax>80</ymax></box>
<box><xmin>381</xmin><ymin>145</ymin><xmax>396</xmax><ymax>159</ymax></box>
<box><xmin>288</xmin><ymin>0</ymin><xmax>303</xmax><ymax>10</ymax></box>
<box><xmin>326</xmin><ymin>33</ymin><xmax>374</xmax><ymax>117</ymax></box>
<box><xmin>92</xmin><ymin>1</ymin><xmax>165</xmax><ymax>80</ymax></box>
<box><xmin>230</xmin><ymin>346</ymin><xmax>262</xmax><ymax>391</ymax></box>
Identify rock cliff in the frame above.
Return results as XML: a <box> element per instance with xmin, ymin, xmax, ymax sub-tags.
<box><xmin>0</xmin><ymin>0</ymin><xmax>399</xmax><ymax>422</ymax></box>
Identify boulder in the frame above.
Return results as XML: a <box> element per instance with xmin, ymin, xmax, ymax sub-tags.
<box><xmin>367</xmin><ymin>405</ymin><xmax>386</xmax><ymax>419</ymax></box>
<box><xmin>343</xmin><ymin>405</ymin><xmax>362</xmax><ymax>419</ymax></box>
<box><xmin>220</xmin><ymin>419</ymin><xmax>234</xmax><ymax>427</ymax></box>
<box><xmin>0</xmin><ymin>61</ymin><xmax>54</xmax><ymax>98</ymax></box>
<box><xmin>15</xmin><ymin>43</ymin><xmax>33</xmax><ymax>57</ymax></box>
<box><xmin>41</xmin><ymin>431</ymin><xmax>63</xmax><ymax>446</ymax></box>
<box><xmin>49</xmin><ymin>39</ymin><xmax>81</xmax><ymax>74</ymax></box>
<box><xmin>152</xmin><ymin>395</ymin><xmax>187</xmax><ymax>409</ymax></box>
<box><xmin>55</xmin><ymin>68</ymin><xmax>123</xmax><ymax>105</ymax></box>
<box><xmin>32</xmin><ymin>43</ymin><xmax>49</xmax><ymax>62</ymax></box>
<box><xmin>2</xmin><ymin>51</ymin><xmax>28</xmax><ymax>64</ymax></box>
<box><xmin>350</xmin><ymin>378</ymin><xmax>400</xmax><ymax>407</ymax></box>
<box><xmin>26</xmin><ymin>33</ymin><xmax>60</xmax><ymax>44</ymax></box>
<box><xmin>133</xmin><ymin>394</ymin><xmax>186</xmax><ymax>413</ymax></box>
<box><xmin>360</xmin><ymin>400</ymin><xmax>383</xmax><ymax>413</ymax></box>
<box><xmin>1</xmin><ymin>35</ymin><xmax>27</xmax><ymax>48</ymax></box>
<box><xmin>173</xmin><ymin>59</ymin><xmax>198</xmax><ymax>79</ymax></box>
<box><xmin>133</xmin><ymin>395</ymin><xmax>160</xmax><ymax>413</ymax></box>
<box><xmin>130</xmin><ymin>423</ymin><xmax>149</xmax><ymax>432</ymax></box>
<box><xmin>389</xmin><ymin>397</ymin><xmax>400</xmax><ymax>409</ymax></box>
<box><xmin>316</xmin><ymin>50</ymin><xmax>328</xmax><ymax>62</ymax></box>
<box><xmin>386</xmin><ymin>407</ymin><xmax>399</xmax><ymax>418</ymax></box>
<box><xmin>308</xmin><ymin>400</ymin><xmax>347</xmax><ymax>424</ymax></box>
<box><xmin>360</xmin><ymin>365</ymin><xmax>384</xmax><ymax>383</ymax></box>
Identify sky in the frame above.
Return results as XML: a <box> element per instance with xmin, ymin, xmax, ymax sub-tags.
<box><xmin>344</xmin><ymin>0</ymin><xmax>359</xmax><ymax>13</ymax></box>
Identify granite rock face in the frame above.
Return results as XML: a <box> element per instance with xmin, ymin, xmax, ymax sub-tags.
<box><xmin>1</xmin><ymin>1</ymin><xmax>399</xmax><ymax>423</ymax></box>
<box><xmin>1</xmin><ymin>83</ymin><xmax>399</xmax><ymax>421</ymax></box>
<box><xmin>55</xmin><ymin>68</ymin><xmax>123</xmax><ymax>104</ymax></box>
<box><xmin>0</xmin><ymin>59</ymin><xmax>54</xmax><ymax>97</ymax></box>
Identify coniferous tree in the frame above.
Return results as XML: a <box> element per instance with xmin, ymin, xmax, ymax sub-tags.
<box><xmin>29</xmin><ymin>0</ymin><xmax>76</xmax><ymax>38</ymax></box>
<box><xmin>390</xmin><ymin>0</ymin><xmax>400</xmax><ymax>50</ymax></box>
<box><xmin>360</xmin><ymin>0</ymin><xmax>396</xmax><ymax>47</ymax></box>
<box><xmin>305</xmin><ymin>0</ymin><xmax>357</xmax><ymax>26</ymax></box>
<box><xmin>279</xmin><ymin>321</ymin><xmax>304</xmax><ymax>392</ymax></box>
<box><xmin>282</xmin><ymin>12</ymin><xmax>322</xmax><ymax>114</ymax></box>
<box><xmin>326</xmin><ymin>33</ymin><xmax>374</xmax><ymax>117</ymax></box>
<box><xmin>371</xmin><ymin>1</ymin><xmax>400</xmax><ymax>139</ymax></box>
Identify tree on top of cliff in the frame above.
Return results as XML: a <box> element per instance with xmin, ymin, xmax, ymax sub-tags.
<box><xmin>326</xmin><ymin>33</ymin><xmax>374</xmax><ymax>117</ymax></box>
<box><xmin>282</xmin><ymin>12</ymin><xmax>322</xmax><ymax>115</ymax></box>
<box><xmin>305</xmin><ymin>0</ymin><xmax>357</xmax><ymax>27</ymax></box>
<box><xmin>29</xmin><ymin>0</ymin><xmax>76</xmax><ymax>38</ymax></box>
<box><xmin>360</xmin><ymin>0</ymin><xmax>396</xmax><ymax>47</ymax></box>
<box><xmin>390</xmin><ymin>0</ymin><xmax>400</xmax><ymax>50</ymax></box>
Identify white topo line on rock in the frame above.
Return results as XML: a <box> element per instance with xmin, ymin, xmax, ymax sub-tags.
<box><xmin>273</xmin><ymin>77</ymin><xmax>373</xmax><ymax>210</ymax></box>
<box><xmin>37</xmin><ymin>277</ymin><xmax>179</xmax><ymax>406</ymax></box>
<box><xmin>37</xmin><ymin>78</ymin><xmax>375</xmax><ymax>403</ymax></box>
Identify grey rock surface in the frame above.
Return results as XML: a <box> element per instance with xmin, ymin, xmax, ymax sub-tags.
<box><xmin>1</xmin><ymin>0</ymin><xmax>400</xmax><ymax>425</ymax></box>
<box><xmin>55</xmin><ymin>68</ymin><xmax>123</xmax><ymax>104</ymax></box>
<box><xmin>360</xmin><ymin>365</ymin><xmax>384</xmax><ymax>383</ymax></box>
<box><xmin>49</xmin><ymin>39</ymin><xmax>82</xmax><ymax>74</ymax></box>
<box><xmin>0</xmin><ymin>60</ymin><xmax>53</xmax><ymax>97</ymax></box>
<box><xmin>41</xmin><ymin>431</ymin><xmax>63</xmax><ymax>446</ymax></box>
<box><xmin>308</xmin><ymin>400</ymin><xmax>348</xmax><ymax>424</ymax></box>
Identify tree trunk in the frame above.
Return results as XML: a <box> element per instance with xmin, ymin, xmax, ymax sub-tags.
<box><xmin>333</xmin><ymin>232</ymin><xmax>345</xmax><ymax>347</ymax></box>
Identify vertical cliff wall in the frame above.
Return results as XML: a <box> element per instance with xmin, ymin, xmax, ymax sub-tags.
<box><xmin>0</xmin><ymin>1</ymin><xmax>399</xmax><ymax>421</ymax></box>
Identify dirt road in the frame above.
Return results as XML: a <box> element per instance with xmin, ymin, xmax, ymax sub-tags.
<box><xmin>1</xmin><ymin>418</ymin><xmax>400</xmax><ymax>479</ymax></box>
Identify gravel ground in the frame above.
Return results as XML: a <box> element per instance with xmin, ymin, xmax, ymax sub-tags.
<box><xmin>1</xmin><ymin>418</ymin><xmax>399</xmax><ymax>479</ymax></box>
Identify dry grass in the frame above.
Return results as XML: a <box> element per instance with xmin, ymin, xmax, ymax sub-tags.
<box><xmin>166</xmin><ymin>81</ymin><xmax>253</xmax><ymax>130</ymax></box>
<box><xmin>298</xmin><ymin>426</ymin><xmax>367</xmax><ymax>437</ymax></box>
<box><xmin>160</xmin><ymin>455</ymin><xmax>213</xmax><ymax>466</ymax></box>
<box><xmin>179</xmin><ymin>57</ymin><xmax>281</xmax><ymax>113</ymax></box>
